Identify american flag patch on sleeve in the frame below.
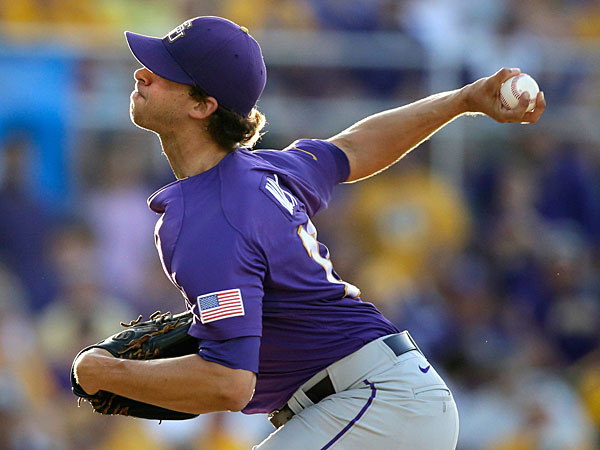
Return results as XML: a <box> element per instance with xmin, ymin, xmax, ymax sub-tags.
<box><xmin>197</xmin><ymin>289</ymin><xmax>245</xmax><ymax>324</ymax></box>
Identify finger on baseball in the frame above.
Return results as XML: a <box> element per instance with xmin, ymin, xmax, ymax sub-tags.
<box><xmin>501</xmin><ymin>91</ymin><xmax>530</xmax><ymax>122</ymax></box>
<box><xmin>494</xmin><ymin>67</ymin><xmax>521</xmax><ymax>85</ymax></box>
<box><xmin>521</xmin><ymin>91</ymin><xmax>546</xmax><ymax>123</ymax></box>
<box><xmin>518</xmin><ymin>92</ymin><xmax>531</xmax><ymax>111</ymax></box>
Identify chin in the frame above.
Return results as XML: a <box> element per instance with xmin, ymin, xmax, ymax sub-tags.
<box><xmin>130</xmin><ymin>109</ymin><xmax>152</xmax><ymax>131</ymax></box>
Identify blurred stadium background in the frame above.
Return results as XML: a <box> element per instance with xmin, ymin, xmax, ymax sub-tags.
<box><xmin>1</xmin><ymin>0</ymin><xmax>599</xmax><ymax>449</ymax></box>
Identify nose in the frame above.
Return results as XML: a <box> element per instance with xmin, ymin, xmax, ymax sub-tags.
<box><xmin>134</xmin><ymin>67</ymin><xmax>152</xmax><ymax>84</ymax></box>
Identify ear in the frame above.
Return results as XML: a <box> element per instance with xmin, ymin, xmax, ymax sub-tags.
<box><xmin>189</xmin><ymin>96</ymin><xmax>219</xmax><ymax>120</ymax></box>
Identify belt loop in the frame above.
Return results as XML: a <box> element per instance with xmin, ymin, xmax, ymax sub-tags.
<box><xmin>405</xmin><ymin>331</ymin><xmax>423</xmax><ymax>356</ymax></box>
<box><xmin>286</xmin><ymin>393</ymin><xmax>306</xmax><ymax>414</ymax></box>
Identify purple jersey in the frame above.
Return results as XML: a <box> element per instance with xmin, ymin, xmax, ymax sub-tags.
<box><xmin>148</xmin><ymin>139</ymin><xmax>399</xmax><ymax>413</ymax></box>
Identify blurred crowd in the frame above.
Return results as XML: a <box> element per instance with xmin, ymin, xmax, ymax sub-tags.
<box><xmin>1</xmin><ymin>0</ymin><xmax>599</xmax><ymax>449</ymax></box>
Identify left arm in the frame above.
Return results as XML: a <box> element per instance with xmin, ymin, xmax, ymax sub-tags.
<box><xmin>328</xmin><ymin>68</ymin><xmax>546</xmax><ymax>182</ymax></box>
<box><xmin>74</xmin><ymin>348</ymin><xmax>256</xmax><ymax>414</ymax></box>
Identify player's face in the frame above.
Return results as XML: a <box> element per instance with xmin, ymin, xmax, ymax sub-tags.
<box><xmin>130</xmin><ymin>67</ymin><xmax>195</xmax><ymax>134</ymax></box>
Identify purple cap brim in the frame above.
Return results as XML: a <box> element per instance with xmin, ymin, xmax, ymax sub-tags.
<box><xmin>125</xmin><ymin>31</ymin><xmax>195</xmax><ymax>86</ymax></box>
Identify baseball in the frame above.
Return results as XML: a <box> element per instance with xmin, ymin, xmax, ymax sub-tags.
<box><xmin>499</xmin><ymin>73</ymin><xmax>539</xmax><ymax>112</ymax></box>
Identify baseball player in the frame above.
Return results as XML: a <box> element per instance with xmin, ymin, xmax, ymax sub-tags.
<box><xmin>73</xmin><ymin>16</ymin><xmax>545</xmax><ymax>449</ymax></box>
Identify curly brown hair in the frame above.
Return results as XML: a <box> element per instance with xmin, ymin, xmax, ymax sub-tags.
<box><xmin>189</xmin><ymin>85</ymin><xmax>266</xmax><ymax>152</ymax></box>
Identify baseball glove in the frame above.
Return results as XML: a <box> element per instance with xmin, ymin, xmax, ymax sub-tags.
<box><xmin>71</xmin><ymin>310</ymin><xmax>200</xmax><ymax>420</ymax></box>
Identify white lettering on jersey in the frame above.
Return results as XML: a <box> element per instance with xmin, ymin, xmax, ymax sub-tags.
<box><xmin>298</xmin><ymin>219</ymin><xmax>361</xmax><ymax>298</ymax></box>
<box><xmin>265</xmin><ymin>174</ymin><xmax>297</xmax><ymax>215</ymax></box>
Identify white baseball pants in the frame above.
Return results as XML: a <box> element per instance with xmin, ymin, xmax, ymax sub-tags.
<box><xmin>254</xmin><ymin>334</ymin><xmax>459</xmax><ymax>449</ymax></box>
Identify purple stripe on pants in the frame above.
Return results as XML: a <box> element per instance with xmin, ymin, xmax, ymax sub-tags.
<box><xmin>321</xmin><ymin>380</ymin><xmax>377</xmax><ymax>450</ymax></box>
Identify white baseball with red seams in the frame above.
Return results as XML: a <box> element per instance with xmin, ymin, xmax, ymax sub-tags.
<box><xmin>499</xmin><ymin>73</ymin><xmax>539</xmax><ymax>112</ymax></box>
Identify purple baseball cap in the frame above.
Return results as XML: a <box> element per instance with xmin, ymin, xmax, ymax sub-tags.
<box><xmin>125</xmin><ymin>16</ymin><xmax>266</xmax><ymax>117</ymax></box>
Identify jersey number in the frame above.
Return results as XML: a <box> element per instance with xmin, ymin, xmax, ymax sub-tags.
<box><xmin>297</xmin><ymin>219</ymin><xmax>360</xmax><ymax>298</ymax></box>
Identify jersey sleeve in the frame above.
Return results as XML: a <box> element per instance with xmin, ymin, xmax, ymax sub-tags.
<box><xmin>281</xmin><ymin>139</ymin><xmax>351</xmax><ymax>186</ymax></box>
<box><xmin>171</xmin><ymin>198</ymin><xmax>266</xmax><ymax>342</ymax></box>
<box><xmin>199</xmin><ymin>336</ymin><xmax>261</xmax><ymax>373</ymax></box>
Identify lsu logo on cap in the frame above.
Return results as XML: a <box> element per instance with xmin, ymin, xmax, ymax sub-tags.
<box><xmin>166</xmin><ymin>19</ymin><xmax>192</xmax><ymax>43</ymax></box>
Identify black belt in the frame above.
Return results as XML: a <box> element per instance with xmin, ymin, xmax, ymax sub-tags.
<box><xmin>268</xmin><ymin>332</ymin><xmax>420</xmax><ymax>428</ymax></box>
